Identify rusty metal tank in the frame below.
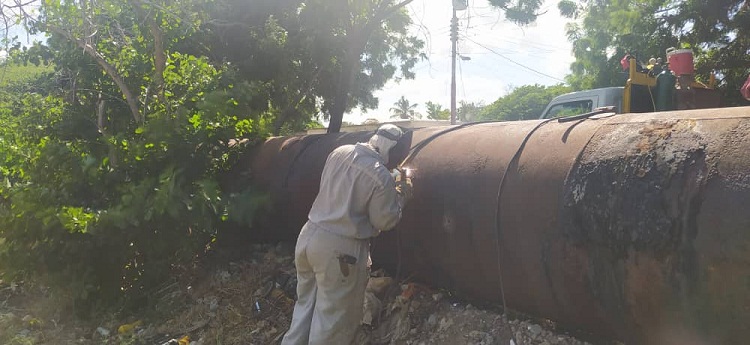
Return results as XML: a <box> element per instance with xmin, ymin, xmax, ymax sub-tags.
<box><xmin>238</xmin><ymin>107</ymin><xmax>750</xmax><ymax>344</ymax></box>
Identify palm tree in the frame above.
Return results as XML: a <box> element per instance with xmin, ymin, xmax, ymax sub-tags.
<box><xmin>390</xmin><ymin>96</ymin><xmax>420</xmax><ymax>120</ymax></box>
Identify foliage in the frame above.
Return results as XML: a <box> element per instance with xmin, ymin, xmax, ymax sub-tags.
<box><xmin>457</xmin><ymin>101</ymin><xmax>484</xmax><ymax>122</ymax></box>
<box><xmin>193</xmin><ymin>0</ymin><xmax>425</xmax><ymax>134</ymax></box>
<box><xmin>0</xmin><ymin>0</ymin><xmax>427</xmax><ymax>312</ymax></box>
<box><xmin>486</xmin><ymin>0</ymin><xmax>547</xmax><ymax>25</ymax></box>
<box><xmin>558</xmin><ymin>0</ymin><xmax>750</xmax><ymax>105</ymax></box>
<box><xmin>667</xmin><ymin>0</ymin><xmax>750</xmax><ymax>105</ymax></box>
<box><xmin>479</xmin><ymin>84</ymin><xmax>571</xmax><ymax>121</ymax></box>
<box><xmin>0</xmin><ymin>0</ymin><xmax>270</xmax><ymax>313</ymax></box>
<box><xmin>306</xmin><ymin>119</ymin><xmax>326</xmax><ymax>130</ymax></box>
<box><xmin>390</xmin><ymin>95</ymin><xmax>420</xmax><ymax>120</ymax></box>
<box><xmin>192</xmin><ymin>0</ymin><xmax>322</xmax><ymax>135</ymax></box>
<box><xmin>0</xmin><ymin>61</ymin><xmax>53</xmax><ymax>88</ymax></box>
<box><xmin>557</xmin><ymin>0</ymin><xmax>679</xmax><ymax>90</ymax></box>
<box><xmin>425</xmin><ymin>101</ymin><xmax>450</xmax><ymax>120</ymax></box>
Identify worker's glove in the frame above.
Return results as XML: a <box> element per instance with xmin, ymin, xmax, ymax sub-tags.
<box><xmin>390</xmin><ymin>169</ymin><xmax>401</xmax><ymax>180</ymax></box>
<box><xmin>395</xmin><ymin>178</ymin><xmax>413</xmax><ymax>202</ymax></box>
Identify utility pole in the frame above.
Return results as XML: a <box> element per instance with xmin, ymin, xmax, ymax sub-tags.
<box><xmin>450</xmin><ymin>8</ymin><xmax>458</xmax><ymax>125</ymax></box>
<box><xmin>450</xmin><ymin>0</ymin><xmax>466</xmax><ymax>125</ymax></box>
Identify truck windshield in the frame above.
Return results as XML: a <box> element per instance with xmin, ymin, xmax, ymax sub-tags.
<box><xmin>544</xmin><ymin>100</ymin><xmax>593</xmax><ymax>118</ymax></box>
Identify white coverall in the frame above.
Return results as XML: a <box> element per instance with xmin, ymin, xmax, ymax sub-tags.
<box><xmin>281</xmin><ymin>142</ymin><xmax>403</xmax><ymax>345</ymax></box>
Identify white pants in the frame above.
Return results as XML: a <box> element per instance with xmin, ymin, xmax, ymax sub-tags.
<box><xmin>281</xmin><ymin>222</ymin><xmax>370</xmax><ymax>345</ymax></box>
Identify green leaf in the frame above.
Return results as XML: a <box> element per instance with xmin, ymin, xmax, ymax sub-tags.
<box><xmin>58</xmin><ymin>207</ymin><xmax>96</xmax><ymax>234</ymax></box>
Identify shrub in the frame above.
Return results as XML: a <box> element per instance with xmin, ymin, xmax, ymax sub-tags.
<box><xmin>0</xmin><ymin>53</ymin><xmax>269</xmax><ymax>313</ymax></box>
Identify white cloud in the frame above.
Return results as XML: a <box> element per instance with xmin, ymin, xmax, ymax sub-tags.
<box><xmin>345</xmin><ymin>0</ymin><xmax>575</xmax><ymax>124</ymax></box>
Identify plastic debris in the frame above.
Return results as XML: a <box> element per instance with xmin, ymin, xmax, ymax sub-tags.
<box><xmin>362</xmin><ymin>291</ymin><xmax>382</xmax><ymax>326</ymax></box>
<box><xmin>0</xmin><ymin>242</ymin><xmax>594</xmax><ymax>344</ymax></box>
<box><xmin>118</xmin><ymin>320</ymin><xmax>142</xmax><ymax>334</ymax></box>
<box><xmin>96</xmin><ymin>326</ymin><xmax>110</xmax><ymax>337</ymax></box>
<box><xmin>160</xmin><ymin>335</ymin><xmax>189</xmax><ymax>345</ymax></box>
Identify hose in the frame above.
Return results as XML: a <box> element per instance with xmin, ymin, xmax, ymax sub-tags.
<box><xmin>379</xmin><ymin>120</ymin><xmax>499</xmax><ymax>331</ymax></box>
<box><xmin>398</xmin><ymin>121</ymin><xmax>496</xmax><ymax>168</ymax></box>
<box><xmin>388</xmin><ymin>118</ymin><xmax>552</xmax><ymax>345</ymax></box>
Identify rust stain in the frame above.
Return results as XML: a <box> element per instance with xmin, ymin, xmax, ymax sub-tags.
<box><xmin>636</xmin><ymin>120</ymin><xmax>698</xmax><ymax>154</ymax></box>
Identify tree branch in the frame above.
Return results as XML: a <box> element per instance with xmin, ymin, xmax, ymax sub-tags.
<box><xmin>373</xmin><ymin>0</ymin><xmax>415</xmax><ymax>23</ymax></box>
<box><xmin>97</xmin><ymin>92</ymin><xmax>107</xmax><ymax>134</ymax></box>
<box><xmin>273</xmin><ymin>67</ymin><xmax>322</xmax><ymax>134</ymax></box>
<box><xmin>47</xmin><ymin>25</ymin><xmax>142</xmax><ymax>123</ymax></box>
<box><xmin>7</xmin><ymin>0</ymin><xmax>142</xmax><ymax>122</ymax></box>
<box><xmin>132</xmin><ymin>0</ymin><xmax>166</xmax><ymax>106</ymax></box>
<box><xmin>205</xmin><ymin>19</ymin><xmax>253</xmax><ymax>29</ymax></box>
<box><xmin>6</xmin><ymin>0</ymin><xmax>37</xmax><ymax>10</ymax></box>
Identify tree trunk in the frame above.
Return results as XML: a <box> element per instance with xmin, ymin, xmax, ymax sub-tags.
<box><xmin>327</xmin><ymin>38</ymin><xmax>364</xmax><ymax>133</ymax></box>
<box><xmin>326</xmin><ymin>68</ymin><xmax>351</xmax><ymax>133</ymax></box>
<box><xmin>328</xmin><ymin>13</ymin><xmax>378</xmax><ymax>134</ymax></box>
<box><xmin>326</xmin><ymin>0</ymin><xmax>415</xmax><ymax>133</ymax></box>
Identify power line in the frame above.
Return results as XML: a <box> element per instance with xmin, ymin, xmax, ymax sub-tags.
<box><xmin>406</xmin><ymin>2</ymin><xmax>437</xmax><ymax>79</ymax></box>
<box><xmin>461</xmin><ymin>29</ymin><xmax>571</xmax><ymax>51</ymax></box>
<box><xmin>461</xmin><ymin>34</ymin><xmax>567</xmax><ymax>83</ymax></box>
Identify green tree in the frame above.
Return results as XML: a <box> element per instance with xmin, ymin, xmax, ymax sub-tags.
<box><xmin>179</xmin><ymin>0</ymin><xmax>424</xmax><ymax>134</ymax></box>
<box><xmin>313</xmin><ymin>0</ymin><xmax>424</xmax><ymax>133</ymax></box>
<box><xmin>667</xmin><ymin>0</ymin><xmax>750</xmax><ymax>105</ymax></box>
<box><xmin>557</xmin><ymin>0</ymin><xmax>678</xmax><ymax>90</ymax></box>
<box><xmin>0</xmin><ymin>0</ymin><xmax>269</xmax><ymax>311</ymax></box>
<box><xmin>390</xmin><ymin>95</ymin><xmax>420</xmax><ymax>119</ymax></box>
<box><xmin>479</xmin><ymin>84</ymin><xmax>571</xmax><ymax>121</ymax></box>
<box><xmin>558</xmin><ymin>0</ymin><xmax>749</xmax><ymax>105</ymax></box>
<box><xmin>425</xmin><ymin>101</ymin><xmax>450</xmax><ymax>120</ymax></box>
<box><xmin>487</xmin><ymin>0</ymin><xmax>549</xmax><ymax>24</ymax></box>
<box><xmin>457</xmin><ymin>100</ymin><xmax>483</xmax><ymax>122</ymax></box>
<box><xmin>192</xmin><ymin>0</ymin><xmax>325</xmax><ymax>135</ymax></box>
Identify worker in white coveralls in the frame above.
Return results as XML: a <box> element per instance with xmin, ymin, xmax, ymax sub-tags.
<box><xmin>281</xmin><ymin>124</ymin><xmax>412</xmax><ymax>345</ymax></box>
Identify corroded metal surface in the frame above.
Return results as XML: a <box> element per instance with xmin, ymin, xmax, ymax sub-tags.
<box><xmin>237</xmin><ymin>107</ymin><xmax>750</xmax><ymax>344</ymax></box>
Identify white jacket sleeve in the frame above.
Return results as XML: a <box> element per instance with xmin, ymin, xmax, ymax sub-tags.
<box><xmin>368</xmin><ymin>178</ymin><xmax>402</xmax><ymax>232</ymax></box>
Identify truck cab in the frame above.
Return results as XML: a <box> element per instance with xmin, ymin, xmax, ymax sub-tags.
<box><xmin>540</xmin><ymin>87</ymin><xmax>623</xmax><ymax>119</ymax></box>
<box><xmin>539</xmin><ymin>56</ymin><xmax>721</xmax><ymax>120</ymax></box>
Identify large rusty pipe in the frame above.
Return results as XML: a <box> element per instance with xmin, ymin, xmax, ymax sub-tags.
<box><xmin>238</xmin><ymin>107</ymin><xmax>750</xmax><ymax>344</ymax></box>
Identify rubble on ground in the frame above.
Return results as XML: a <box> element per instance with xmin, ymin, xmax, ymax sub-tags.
<box><xmin>0</xmin><ymin>243</ymin><xmax>606</xmax><ymax>344</ymax></box>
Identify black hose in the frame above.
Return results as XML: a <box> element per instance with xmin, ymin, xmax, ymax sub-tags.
<box><xmin>399</xmin><ymin>121</ymin><xmax>497</xmax><ymax>167</ymax></box>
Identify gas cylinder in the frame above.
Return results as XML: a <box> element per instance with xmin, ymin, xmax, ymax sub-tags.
<box><xmin>655</xmin><ymin>68</ymin><xmax>676</xmax><ymax>111</ymax></box>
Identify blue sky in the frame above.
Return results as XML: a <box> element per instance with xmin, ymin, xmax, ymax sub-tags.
<box><xmin>345</xmin><ymin>0</ymin><xmax>576</xmax><ymax>123</ymax></box>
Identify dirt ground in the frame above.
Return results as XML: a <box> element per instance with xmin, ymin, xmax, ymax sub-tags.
<box><xmin>0</xmin><ymin>243</ymin><xmax>611</xmax><ymax>345</ymax></box>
